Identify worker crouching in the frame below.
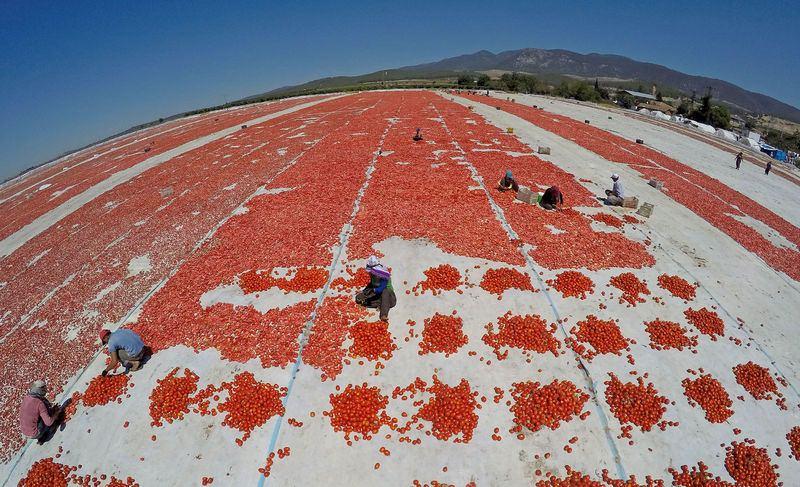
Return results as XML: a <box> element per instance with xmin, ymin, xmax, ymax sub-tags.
<box><xmin>355</xmin><ymin>256</ymin><xmax>397</xmax><ymax>322</ymax></box>
<box><xmin>498</xmin><ymin>170</ymin><xmax>519</xmax><ymax>192</ymax></box>
<box><xmin>100</xmin><ymin>328</ymin><xmax>147</xmax><ymax>376</ymax></box>
<box><xmin>540</xmin><ymin>185</ymin><xmax>564</xmax><ymax>210</ymax></box>
<box><xmin>19</xmin><ymin>380</ymin><xmax>62</xmax><ymax>444</ymax></box>
<box><xmin>604</xmin><ymin>173</ymin><xmax>625</xmax><ymax>206</ymax></box>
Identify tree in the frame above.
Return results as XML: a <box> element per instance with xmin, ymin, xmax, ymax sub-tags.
<box><xmin>689</xmin><ymin>93</ymin><xmax>730</xmax><ymax>129</ymax></box>
<box><xmin>656</xmin><ymin>91</ymin><xmax>663</xmax><ymax>102</ymax></box>
<box><xmin>708</xmin><ymin>105</ymin><xmax>731</xmax><ymax>129</ymax></box>
<box><xmin>676</xmin><ymin>99</ymin><xmax>691</xmax><ymax>115</ymax></box>
<box><xmin>499</xmin><ymin>73</ymin><xmax>518</xmax><ymax>92</ymax></box>
<box><xmin>617</xmin><ymin>93</ymin><xmax>636</xmax><ymax>109</ymax></box>
<box><xmin>476</xmin><ymin>74</ymin><xmax>490</xmax><ymax>87</ymax></box>
<box><xmin>554</xmin><ymin>81</ymin><xmax>601</xmax><ymax>102</ymax></box>
<box><xmin>457</xmin><ymin>74</ymin><xmax>475</xmax><ymax>87</ymax></box>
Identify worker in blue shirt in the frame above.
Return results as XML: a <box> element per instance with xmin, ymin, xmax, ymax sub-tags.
<box><xmin>99</xmin><ymin>328</ymin><xmax>146</xmax><ymax>375</ymax></box>
<box><xmin>355</xmin><ymin>256</ymin><xmax>397</xmax><ymax>321</ymax></box>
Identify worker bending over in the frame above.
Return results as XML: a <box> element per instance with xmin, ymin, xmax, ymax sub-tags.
<box><xmin>100</xmin><ymin>328</ymin><xmax>146</xmax><ymax>375</ymax></box>
<box><xmin>604</xmin><ymin>173</ymin><xmax>624</xmax><ymax>206</ymax></box>
<box><xmin>498</xmin><ymin>170</ymin><xmax>519</xmax><ymax>192</ymax></box>
<box><xmin>19</xmin><ymin>380</ymin><xmax>62</xmax><ymax>444</ymax></box>
<box><xmin>540</xmin><ymin>185</ymin><xmax>564</xmax><ymax>210</ymax></box>
<box><xmin>355</xmin><ymin>256</ymin><xmax>397</xmax><ymax>322</ymax></box>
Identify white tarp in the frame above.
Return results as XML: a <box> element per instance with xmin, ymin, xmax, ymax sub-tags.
<box><xmin>671</xmin><ymin>115</ymin><xmax>685</xmax><ymax>123</ymax></box>
<box><xmin>688</xmin><ymin>120</ymin><xmax>716</xmax><ymax>134</ymax></box>
<box><xmin>653</xmin><ymin>111</ymin><xmax>671</xmax><ymax>120</ymax></box>
<box><xmin>638</xmin><ymin>108</ymin><xmax>651</xmax><ymax>115</ymax></box>
<box><xmin>714</xmin><ymin>129</ymin><xmax>738</xmax><ymax>142</ymax></box>
<box><xmin>739</xmin><ymin>138</ymin><xmax>761</xmax><ymax>151</ymax></box>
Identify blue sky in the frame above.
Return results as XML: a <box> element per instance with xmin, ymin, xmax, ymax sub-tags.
<box><xmin>1</xmin><ymin>0</ymin><xmax>798</xmax><ymax>181</ymax></box>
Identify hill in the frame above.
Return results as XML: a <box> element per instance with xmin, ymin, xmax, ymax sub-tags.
<box><xmin>257</xmin><ymin>48</ymin><xmax>800</xmax><ymax>122</ymax></box>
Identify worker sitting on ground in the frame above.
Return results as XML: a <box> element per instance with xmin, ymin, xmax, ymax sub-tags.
<box><xmin>412</xmin><ymin>128</ymin><xmax>423</xmax><ymax>141</ymax></box>
<box><xmin>355</xmin><ymin>256</ymin><xmax>397</xmax><ymax>322</ymax></box>
<box><xmin>100</xmin><ymin>328</ymin><xmax>146</xmax><ymax>375</ymax></box>
<box><xmin>19</xmin><ymin>380</ymin><xmax>62</xmax><ymax>444</ymax></box>
<box><xmin>604</xmin><ymin>173</ymin><xmax>624</xmax><ymax>206</ymax></box>
<box><xmin>498</xmin><ymin>170</ymin><xmax>519</xmax><ymax>192</ymax></box>
<box><xmin>540</xmin><ymin>185</ymin><xmax>564</xmax><ymax>210</ymax></box>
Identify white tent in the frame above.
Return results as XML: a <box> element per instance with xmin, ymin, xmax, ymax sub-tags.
<box><xmin>638</xmin><ymin>108</ymin><xmax>651</xmax><ymax>116</ymax></box>
<box><xmin>739</xmin><ymin>138</ymin><xmax>761</xmax><ymax>151</ymax></box>
<box><xmin>688</xmin><ymin>120</ymin><xmax>716</xmax><ymax>134</ymax></box>
<box><xmin>714</xmin><ymin>129</ymin><xmax>737</xmax><ymax>142</ymax></box>
<box><xmin>653</xmin><ymin>111</ymin><xmax>671</xmax><ymax>120</ymax></box>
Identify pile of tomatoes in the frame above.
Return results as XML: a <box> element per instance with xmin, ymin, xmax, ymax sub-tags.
<box><xmin>724</xmin><ymin>440</ymin><xmax>779</xmax><ymax>486</ymax></box>
<box><xmin>148</xmin><ymin>367</ymin><xmax>200</xmax><ymax>426</ymax></box>
<box><xmin>644</xmin><ymin>319</ymin><xmax>698</xmax><ymax>351</ymax></box>
<box><xmin>668</xmin><ymin>462</ymin><xmax>732</xmax><ymax>487</ymax></box>
<box><xmin>415</xmin><ymin>376</ymin><xmax>479</xmax><ymax>443</ymax></box>
<box><xmin>17</xmin><ymin>458</ymin><xmax>71</xmax><ymax>487</ymax></box>
<box><xmin>591</xmin><ymin>213</ymin><xmax>624</xmax><ymax>229</ymax></box>
<box><xmin>681</xmin><ymin>372</ymin><xmax>734</xmax><ymax>423</ymax></box>
<box><xmin>482</xmin><ymin>312</ymin><xmax>561</xmax><ymax>360</ymax></box>
<box><xmin>479</xmin><ymin>268</ymin><xmax>534</xmax><ymax>296</ymax></box>
<box><xmin>546</xmin><ymin>271</ymin><xmax>595</xmax><ymax>299</ymax></box>
<box><xmin>657</xmin><ymin>274</ymin><xmax>697</xmax><ymax>301</ymax></box>
<box><xmin>81</xmin><ymin>374</ymin><xmax>130</xmax><ymax>407</ymax></box>
<box><xmin>239</xmin><ymin>266</ymin><xmax>328</xmax><ymax>294</ymax></box>
<box><xmin>216</xmin><ymin>371</ymin><xmax>286</xmax><ymax>444</ymax></box>
<box><xmin>348</xmin><ymin>320</ymin><xmax>397</xmax><ymax>361</ymax></box>
<box><xmin>326</xmin><ymin>383</ymin><xmax>391</xmax><ymax>440</ymax></box>
<box><xmin>509</xmin><ymin>380</ymin><xmax>589</xmax><ymax>434</ymax></box>
<box><xmin>786</xmin><ymin>426</ymin><xmax>800</xmax><ymax>460</ymax></box>
<box><xmin>567</xmin><ymin>315</ymin><xmax>631</xmax><ymax>361</ymax></box>
<box><xmin>683</xmin><ymin>307</ymin><xmax>724</xmax><ymax>340</ymax></box>
<box><xmin>604</xmin><ymin>373</ymin><xmax>669</xmax><ymax>433</ymax></box>
<box><xmin>609</xmin><ymin>272</ymin><xmax>650</xmax><ymax>306</ymax></box>
<box><xmin>418</xmin><ymin>313</ymin><xmax>468</xmax><ymax>356</ymax></box>
<box><xmin>413</xmin><ymin>264</ymin><xmax>462</xmax><ymax>295</ymax></box>
<box><xmin>733</xmin><ymin>361</ymin><xmax>786</xmax><ymax>409</ymax></box>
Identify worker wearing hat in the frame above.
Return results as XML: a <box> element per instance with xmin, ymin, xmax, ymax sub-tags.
<box><xmin>99</xmin><ymin>328</ymin><xmax>146</xmax><ymax>375</ymax></box>
<box><xmin>19</xmin><ymin>380</ymin><xmax>62</xmax><ymax>444</ymax></box>
<box><xmin>355</xmin><ymin>255</ymin><xmax>397</xmax><ymax>322</ymax></box>
<box><xmin>498</xmin><ymin>170</ymin><xmax>519</xmax><ymax>192</ymax></box>
<box><xmin>605</xmin><ymin>173</ymin><xmax>625</xmax><ymax>206</ymax></box>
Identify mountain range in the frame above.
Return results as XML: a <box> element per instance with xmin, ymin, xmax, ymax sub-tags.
<box><xmin>257</xmin><ymin>48</ymin><xmax>800</xmax><ymax>122</ymax></box>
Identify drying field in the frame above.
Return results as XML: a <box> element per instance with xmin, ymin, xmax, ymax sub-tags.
<box><xmin>1</xmin><ymin>89</ymin><xmax>799</xmax><ymax>486</ymax></box>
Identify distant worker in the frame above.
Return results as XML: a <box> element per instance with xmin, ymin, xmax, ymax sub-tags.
<box><xmin>100</xmin><ymin>328</ymin><xmax>146</xmax><ymax>375</ymax></box>
<box><xmin>735</xmin><ymin>151</ymin><xmax>743</xmax><ymax>170</ymax></box>
<box><xmin>605</xmin><ymin>173</ymin><xmax>624</xmax><ymax>206</ymax></box>
<box><xmin>355</xmin><ymin>256</ymin><xmax>397</xmax><ymax>322</ymax></box>
<box><xmin>413</xmin><ymin>128</ymin><xmax>423</xmax><ymax>141</ymax></box>
<box><xmin>540</xmin><ymin>185</ymin><xmax>564</xmax><ymax>210</ymax></box>
<box><xmin>19</xmin><ymin>380</ymin><xmax>62</xmax><ymax>444</ymax></box>
<box><xmin>765</xmin><ymin>160</ymin><xmax>772</xmax><ymax>175</ymax></box>
<box><xmin>498</xmin><ymin>170</ymin><xmax>519</xmax><ymax>192</ymax></box>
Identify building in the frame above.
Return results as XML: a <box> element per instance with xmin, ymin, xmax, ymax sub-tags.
<box><xmin>636</xmin><ymin>100</ymin><xmax>676</xmax><ymax>114</ymax></box>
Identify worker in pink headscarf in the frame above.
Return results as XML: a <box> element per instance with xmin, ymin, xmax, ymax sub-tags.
<box><xmin>355</xmin><ymin>256</ymin><xmax>397</xmax><ymax>321</ymax></box>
